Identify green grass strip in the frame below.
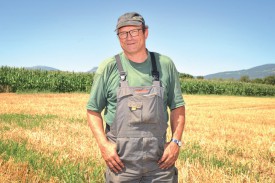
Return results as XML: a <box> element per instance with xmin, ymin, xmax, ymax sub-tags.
<box><xmin>0</xmin><ymin>113</ymin><xmax>57</xmax><ymax>129</ymax></box>
<box><xmin>0</xmin><ymin>140</ymin><xmax>105</xmax><ymax>182</ymax></box>
<box><xmin>179</xmin><ymin>142</ymin><xmax>251</xmax><ymax>176</ymax></box>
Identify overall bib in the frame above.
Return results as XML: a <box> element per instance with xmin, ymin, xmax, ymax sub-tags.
<box><xmin>105</xmin><ymin>52</ymin><xmax>178</xmax><ymax>183</ymax></box>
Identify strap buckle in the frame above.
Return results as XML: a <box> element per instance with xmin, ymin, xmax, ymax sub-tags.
<box><xmin>152</xmin><ymin>71</ymin><xmax>159</xmax><ymax>81</ymax></box>
<box><xmin>120</xmin><ymin>71</ymin><xmax>127</xmax><ymax>81</ymax></box>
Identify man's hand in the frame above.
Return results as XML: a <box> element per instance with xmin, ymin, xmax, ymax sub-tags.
<box><xmin>158</xmin><ymin>142</ymin><xmax>180</xmax><ymax>169</ymax></box>
<box><xmin>158</xmin><ymin>106</ymin><xmax>185</xmax><ymax>169</ymax></box>
<box><xmin>100</xmin><ymin>141</ymin><xmax>124</xmax><ymax>173</ymax></box>
<box><xmin>87</xmin><ymin>110</ymin><xmax>124</xmax><ymax>173</ymax></box>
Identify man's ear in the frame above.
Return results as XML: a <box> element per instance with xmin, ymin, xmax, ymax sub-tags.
<box><xmin>145</xmin><ymin>28</ymin><xmax>149</xmax><ymax>39</ymax></box>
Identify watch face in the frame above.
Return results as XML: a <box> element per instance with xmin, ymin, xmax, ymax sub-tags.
<box><xmin>171</xmin><ymin>139</ymin><xmax>182</xmax><ymax>147</ymax></box>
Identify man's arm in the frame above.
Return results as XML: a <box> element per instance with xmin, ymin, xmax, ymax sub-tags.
<box><xmin>87</xmin><ymin>110</ymin><xmax>124</xmax><ymax>173</ymax></box>
<box><xmin>170</xmin><ymin>105</ymin><xmax>185</xmax><ymax>141</ymax></box>
<box><xmin>158</xmin><ymin>105</ymin><xmax>185</xmax><ymax>169</ymax></box>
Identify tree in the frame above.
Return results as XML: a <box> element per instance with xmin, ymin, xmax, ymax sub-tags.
<box><xmin>179</xmin><ymin>73</ymin><xmax>194</xmax><ymax>79</ymax></box>
<box><xmin>263</xmin><ymin>75</ymin><xmax>275</xmax><ymax>85</ymax></box>
<box><xmin>240</xmin><ymin>75</ymin><xmax>250</xmax><ymax>82</ymax></box>
<box><xmin>252</xmin><ymin>78</ymin><xmax>264</xmax><ymax>84</ymax></box>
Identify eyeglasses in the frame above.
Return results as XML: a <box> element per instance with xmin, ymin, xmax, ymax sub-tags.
<box><xmin>117</xmin><ymin>29</ymin><xmax>143</xmax><ymax>39</ymax></box>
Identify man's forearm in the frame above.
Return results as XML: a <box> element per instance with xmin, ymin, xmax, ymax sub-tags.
<box><xmin>170</xmin><ymin>106</ymin><xmax>185</xmax><ymax>141</ymax></box>
<box><xmin>158</xmin><ymin>105</ymin><xmax>185</xmax><ymax>169</ymax></box>
<box><xmin>87</xmin><ymin>110</ymin><xmax>108</xmax><ymax>148</ymax></box>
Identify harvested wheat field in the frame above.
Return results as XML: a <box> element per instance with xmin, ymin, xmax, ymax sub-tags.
<box><xmin>0</xmin><ymin>93</ymin><xmax>274</xmax><ymax>183</ymax></box>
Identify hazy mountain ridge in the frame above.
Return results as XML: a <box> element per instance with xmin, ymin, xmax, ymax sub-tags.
<box><xmin>25</xmin><ymin>65</ymin><xmax>60</xmax><ymax>71</ymax></box>
<box><xmin>204</xmin><ymin>64</ymin><xmax>275</xmax><ymax>79</ymax></box>
<box><xmin>87</xmin><ymin>67</ymin><xmax>98</xmax><ymax>73</ymax></box>
<box><xmin>24</xmin><ymin>65</ymin><xmax>98</xmax><ymax>73</ymax></box>
<box><xmin>16</xmin><ymin>64</ymin><xmax>275</xmax><ymax>79</ymax></box>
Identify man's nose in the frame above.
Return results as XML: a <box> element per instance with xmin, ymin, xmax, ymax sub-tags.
<box><xmin>126</xmin><ymin>33</ymin><xmax>133</xmax><ymax>40</ymax></box>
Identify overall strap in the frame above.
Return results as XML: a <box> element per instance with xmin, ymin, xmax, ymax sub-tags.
<box><xmin>150</xmin><ymin>52</ymin><xmax>161</xmax><ymax>87</ymax></box>
<box><xmin>115</xmin><ymin>53</ymin><xmax>161</xmax><ymax>86</ymax></box>
<box><xmin>115</xmin><ymin>54</ymin><xmax>127</xmax><ymax>81</ymax></box>
<box><xmin>150</xmin><ymin>52</ymin><xmax>159</xmax><ymax>81</ymax></box>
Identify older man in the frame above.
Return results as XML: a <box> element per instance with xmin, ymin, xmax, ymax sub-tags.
<box><xmin>87</xmin><ymin>12</ymin><xmax>185</xmax><ymax>183</ymax></box>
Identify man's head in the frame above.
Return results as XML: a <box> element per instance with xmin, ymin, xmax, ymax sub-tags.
<box><xmin>115</xmin><ymin>12</ymin><xmax>148</xmax><ymax>32</ymax></box>
<box><xmin>116</xmin><ymin>12</ymin><xmax>149</xmax><ymax>58</ymax></box>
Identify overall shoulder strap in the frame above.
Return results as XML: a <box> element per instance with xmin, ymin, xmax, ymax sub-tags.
<box><xmin>115</xmin><ymin>54</ymin><xmax>127</xmax><ymax>81</ymax></box>
<box><xmin>150</xmin><ymin>52</ymin><xmax>159</xmax><ymax>81</ymax></box>
<box><xmin>150</xmin><ymin>52</ymin><xmax>161</xmax><ymax>87</ymax></box>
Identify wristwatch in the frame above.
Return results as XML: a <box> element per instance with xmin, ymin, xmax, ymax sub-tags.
<box><xmin>171</xmin><ymin>138</ymin><xmax>182</xmax><ymax>147</ymax></box>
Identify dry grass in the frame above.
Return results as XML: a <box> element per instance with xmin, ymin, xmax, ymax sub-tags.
<box><xmin>0</xmin><ymin>158</ymin><xmax>58</xmax><ymax>183</ymax></box>
<box><xmin>0</xmin><ymin>93</ymin><xmax>274</xmax><ymax>182</ymax></box>
<box><xmin>179</xmin><ymin>95</ymin><xmax>275</xmax><ymax>183</ymax></box>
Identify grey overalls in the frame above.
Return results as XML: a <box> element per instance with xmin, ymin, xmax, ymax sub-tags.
<box><xmin>106</xmin><ymin>52</ymin><xmax>178</xmax><ymax>183</ymax></box>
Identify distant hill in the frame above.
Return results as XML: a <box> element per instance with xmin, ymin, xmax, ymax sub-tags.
<box><xmin>87</xmin><ymin>67</ymin><xmax>98</xmax><ymax>73</ymax></box>
<box><xmin>204</xmin><ymin>64</ymin><xmax>275</xmax><ymax>79</ymax></box>
<box><xmin>23</xmin><ymin>65</ymin><xmax>99</xmax><ymax>73</ymax></box>
<box><xmin>25</xmin><ymin>65</ymin><xmax>59</xmax><ymax>71</ymax></box>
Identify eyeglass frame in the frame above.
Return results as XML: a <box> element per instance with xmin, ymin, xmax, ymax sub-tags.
<box><xmin>117</xmin><ymin>28</ymin><xmax>144</xmax><ymax>39</ymax></box>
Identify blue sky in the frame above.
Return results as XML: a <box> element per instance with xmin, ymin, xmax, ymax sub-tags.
<box><xmin>0</xmin><ymin>0</ymin><xmax>274</xmax><ymax>76</ymax></box>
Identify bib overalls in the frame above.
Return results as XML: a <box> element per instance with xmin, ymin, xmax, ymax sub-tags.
<box><xmin>105</xmin><ymin>52</ymin><xmax>178</xmax><ymax>183</ymax></box>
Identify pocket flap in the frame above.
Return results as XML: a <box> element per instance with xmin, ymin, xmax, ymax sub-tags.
<box><xmin>128</xmin><ymin>101</ymin><xmax>143</xmax><ymax>109</ymax></box>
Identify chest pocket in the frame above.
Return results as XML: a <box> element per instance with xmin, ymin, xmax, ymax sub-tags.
<box><xmin>128</xmin><ymin>101</ymin><xmax>143</xmax><ymax>123</ymax></box>
<box><xmin>127</xmin><ymin>93</ymin><xmax>162</xmax><ymax>124</ymax></box>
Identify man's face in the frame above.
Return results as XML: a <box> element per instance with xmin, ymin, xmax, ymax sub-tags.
<box><xmin>117</xmin><ymin>25</ymin><xmax>148</xmax><ymax>56</ymax></box>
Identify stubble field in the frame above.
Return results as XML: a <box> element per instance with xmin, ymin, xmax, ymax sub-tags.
<box><xmin>0</xmin><ymin>93</ymin><xmax>274</xmax><ymax>183</ymax></box>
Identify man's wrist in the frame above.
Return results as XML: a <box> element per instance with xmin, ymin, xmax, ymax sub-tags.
<box><xmin>170</xmin><ymin>138</ymin><xmax>182</xmax><ymax>147</ymax></box>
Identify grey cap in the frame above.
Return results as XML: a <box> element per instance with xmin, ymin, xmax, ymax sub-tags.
<box><xmin>115</xmin><ymin>12</ymin><xmax>147</xmax><ymax>31</ymax></box>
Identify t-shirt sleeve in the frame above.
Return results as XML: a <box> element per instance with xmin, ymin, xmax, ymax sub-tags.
<box><xmin>167</xmin><ymin>61</ymin><xmax>185</xmax><ymax>110</ymax></box>
<box><xmin>86</xmin><ymin>72</ymin><xmax>106</xmax><ymax>113</ymax></box>
<box><xmin>86</xmin><ymin>62</ymin><xmax>108</xmax><ymax>113</ymax></box>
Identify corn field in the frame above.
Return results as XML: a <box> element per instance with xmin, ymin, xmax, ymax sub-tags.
<box><xmin>180</xmin><ymin>78</ymin><xmax>275</xmax><ymax>96</ymax></box>
<box><xmin>0</xmin><ymin>66</ymin><xmax>93</xmax><ymax>93</ymax></box>
<box><xmin>1</xmin><ymin>66</ymin><xmax>275</xmax><ymax>96</ymax></box>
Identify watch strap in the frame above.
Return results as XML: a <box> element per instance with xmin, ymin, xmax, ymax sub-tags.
<box><xmin>171</xmin><ymin>138</ymin><xmax>182</xmax><ymax>147</ymax></box>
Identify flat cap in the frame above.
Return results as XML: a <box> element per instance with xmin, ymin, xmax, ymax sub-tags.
<box><xmin>115</xmin><ymin>12</ymin><xmax>147</xmax><ymax>31</ymax></box>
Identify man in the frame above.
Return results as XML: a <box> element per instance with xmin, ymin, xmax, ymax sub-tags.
<box><xmin>87</xmin><ymin>12</ymin><xmax>185</xmax><ymax>183</ymax></box>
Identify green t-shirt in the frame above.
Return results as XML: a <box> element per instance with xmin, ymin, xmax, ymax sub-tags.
<box><xmin>87</xmin><ymin>51</ymin><xmax>185</xmax><ymax>125</ymax></box>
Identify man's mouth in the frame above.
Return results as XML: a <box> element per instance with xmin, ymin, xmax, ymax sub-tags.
<box><xmin>127</xmin><ymin>42</ymin><xmax>136</xmax><ymax>45</ymax></box>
